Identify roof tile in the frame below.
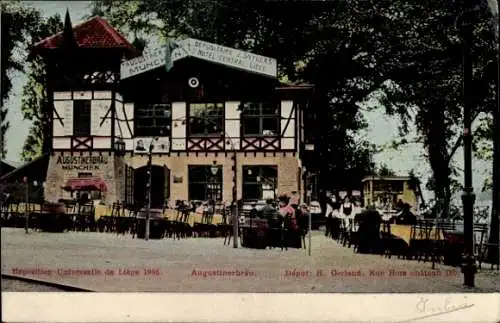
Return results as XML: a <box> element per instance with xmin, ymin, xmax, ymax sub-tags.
<box><xmin>34</xmin><ymin>16</ymin><xmax>134</xmax><ymax>50</ymax></box>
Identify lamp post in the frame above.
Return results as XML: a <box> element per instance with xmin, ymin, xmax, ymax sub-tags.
<box><xmin>210</xmin><ymin>162</ymin><xmax>219</xmax><ymax>203</ymax></box>
<box><xmin>144</xmin><ymin>138</ymin><xmax>157</xmax><ymax>241</ymax></box>
<box><xmin>459</xmin><ymin>0</ymin><xmax>477</xmax><ymax>287</ymax></box>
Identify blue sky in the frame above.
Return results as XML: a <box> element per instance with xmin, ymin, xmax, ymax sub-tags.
<box><xmin>4</xmin><ymin>1</ymin><xmax>492</xmax><ymax>202</ymax></box>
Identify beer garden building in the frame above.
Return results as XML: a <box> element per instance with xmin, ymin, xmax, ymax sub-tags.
<box><xmin>11</xmin><ymin>15</ymin><xmax>318</xmax><ymax>209</ymax></box>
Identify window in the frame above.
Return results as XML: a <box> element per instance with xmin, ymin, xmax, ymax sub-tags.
<box><xmin>73</xmin><ymin>100</ymin><xmax>91</xmax><ymax>136</ymax></box>
<box><xmin>241</xmin><ymin>102</ymin><xmax>279</xmax><ymax>136</ymax></box>
<box><xmin>188</xmin><ymin>165</ymin><xmax>223</xmax><ymax>201</ymax></box>
<box><xmin>242</xmin><ymin>165</ymin><xmax>278</xmax><ymax>201</ymax></box>
<box><xmin>373</xmin><ymin>180</ymin><xmax>404</xmax><ymax>192</ymax></box>
<box><xmin>124</xmin><ymin>166</ymin><xmax>134</xmax><ymax>206</ymax></box>
<box><xmin>188</xmin><ymin>103</ymin><xmax>224</xmax><ymax>136</ymax></box>
<box><xmin>135</xmin><ymin>103</ymin><xmax>172</xmax><ymax>136</ymax></box>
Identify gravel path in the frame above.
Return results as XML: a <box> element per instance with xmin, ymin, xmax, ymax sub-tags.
<box><xmin>2</xmin><ymin>228</ymin><xmax>499</xmax><ymax>292</ymax></box>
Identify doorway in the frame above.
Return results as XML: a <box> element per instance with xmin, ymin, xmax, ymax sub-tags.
<box><xmin>134</xmin><ymin>165</ymin><xmax>170</xmax><ymax>209</ymax></box>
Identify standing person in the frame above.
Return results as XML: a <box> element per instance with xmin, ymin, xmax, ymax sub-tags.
<box><xmin>278</xmin><ymin>195</ymin><xmax>297</xmax><ymax>249</ymax></box>
<box><xmin>263</xmin><ymin>199</ymin><xmax>279</xmax><ymax>249</ymax></box>
<box><xmin>330</xmin><ymin>198</ymin><xmax>342</xmax><ymax>240</ymax></box>
<box><xmin>341</xmin><ymin>195</ymin><xmax>354</xmax><ymax>233</ymax></box>
<box><xmin>299</xmin><ymin>203</ymin><xmax>310</xmax><ymax>248</ymax></box>
<box><xmin>324</xmin><ymin>194</ymin><xmax>336</xmax><ymax>237</ymax></box>
<box><xmin>278</xmin><ymin>195</ymin><xmax>296</xmax><ymax>228</ymax></box>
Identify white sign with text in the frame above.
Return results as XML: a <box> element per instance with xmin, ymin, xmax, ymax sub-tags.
<box><xmin>182</xmin><ymin>38</ymin><xmax>277</xmax><ymax>78</ymax></box>
<box><xmin>133</xmin><ymin>137</ymin><xmax>170</xmax><ymax>154</ymax></box>
<box><xmin>120</xmin><ymin>38</ymin><xmax>277</xmax><ymax>79</ymax></box>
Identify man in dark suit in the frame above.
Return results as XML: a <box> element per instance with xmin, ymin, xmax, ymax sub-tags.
<box><xmin>261</xmin><ymin>199</ymin><xmax>277</xmax><ymax>220</ymax></box>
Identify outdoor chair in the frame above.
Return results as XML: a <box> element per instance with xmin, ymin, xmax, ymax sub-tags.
<box><xmin>223</xmin><ymin>223</ymin><xmax>234</xmax><ymax>245</ymax></box>
<box><xmin>409</xmin><ymin>220</ymin><xmax>433</xmax><ymax>262</ymax></box>
<box><xmin>266</xmin><ymin>217</ymin><xmax>284</xmax><ymax>250</ymax></box>
<box><xmin>429</xmin><ymin>221</ymin><xmax>453</xmax><ymax>267</ymax></box>
<box><xmin>381</xmin><ymin>221</ymin><xmax>398</xmax><ymax>258</ymax></box>
<box><xmin>339</xmin><ymin>219</ymin><xmax>349</xmax><ymax>247</ymax></box>
<box><xmin>477</xmin><ymin>243</ymin><xmax>500</xmax><ymax>270</ymax></box>
<box><xmin>473</xmin><ymin>224</ymin><xmax>495</xmax><ymax>270</ymax></box>
<box><xmin>349</xmin><ymin>218</ymin><xmax>360</xmax><ymax>251</ymax></box>
<box><xmin>331</xmin><ymin>217</ymin><xmax>341</xmax><ymax>240</ymax></box>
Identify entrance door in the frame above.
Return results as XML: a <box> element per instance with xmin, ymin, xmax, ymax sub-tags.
<box><xmin>134</xmin><ymin>165</ymin><xmax>167</xmax><ymax>209</ymax></box>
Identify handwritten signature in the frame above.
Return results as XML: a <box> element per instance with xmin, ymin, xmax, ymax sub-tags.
<box><xmin>398</xmin><ymin>296</ymin><xmax>475</xmax><ymax>322</ymax></box>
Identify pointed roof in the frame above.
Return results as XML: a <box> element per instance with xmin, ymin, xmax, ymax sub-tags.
<box><xmin>33</xmin><ymin>16</ymin><xmax>135</xmax><ymax>51</ymax></box>
<box><xmin>61</xmin><ymin>9</ymin><xmax>78</xmax><ymax>50</ymax></box>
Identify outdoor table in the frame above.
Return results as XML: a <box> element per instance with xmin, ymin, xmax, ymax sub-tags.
<box><xmin>442</xmin><ymin>231</ymin><xmax>465</xmax><ymax>266</ymax></box>
<box><xmin>94</xmin><ymin>204</ymin><xmax>111</xmax><ymax>220</ymax></box>
<box><xmin>135</xmin><ymin>216</ymin><xmax>166</xmax><ymax>239</ymax></box>
<box><xmin>384</xmin><ymin>224</ymin><xmax>444</xmax><ymax>245</ymax></box>
<box><xmin>241</xmin><ymin>218</ymin><xmax>269</xmax><ymax>249</ymax></box>
<box><xmin>36</xmin><ymin>203</ymin><xmax>70</xmax><ymax>232</ymax></box>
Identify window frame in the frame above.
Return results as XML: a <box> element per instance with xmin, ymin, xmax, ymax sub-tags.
<box><xmin>73</xmin><ymin>100</ymin><xmax>92</xmax><ymax>136</ymax></box>
<box><xmin>242</xmin><ymin>165</ymin><xmax>278</xmax><ymax>201</ymax></box>
<box><xmin>188</xmin><ymin>165</ymin><xmax>223</xmax><ymax>201</ymax></box>
<box><xmin>187</xmin><ymin>102</ymin><xmax>225</xmax><ymax>137</ymax></box>
<box><xmin>134</xmin><ymin>103</ymin><xmax>172</xmax><ymax>137</ymax></box>
<box><xmin>240</xmin><ymin>102</ymin><xmax>280</xmax><ymax>137</ymax></box>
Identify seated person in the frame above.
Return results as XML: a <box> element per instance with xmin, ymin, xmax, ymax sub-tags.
<box><xmin>278</xmin><ymin>195</ymin><xmax>298</xmax><ymax>231</ymax></box>
<box><xmin>261</xmin><ymin>199</ymin><xmax>277</xmax><ymax>220</ymax></box>
<box><xmin>249</xmin><ymin>203</ymin><xmax>258</xmax><ymax>219</ymax></box>
<box><xmin>397</xmin><ymin>203</ymin><xmax>416</xmax><ymax>225</ymax></box>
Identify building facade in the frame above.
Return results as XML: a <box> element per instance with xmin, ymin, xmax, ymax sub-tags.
<box><xmin>362</xmin><ymin>176</ymin><xmax>418</xmax><ymax>211</ymax></box>
<box><xmin>34</xmin><ymin>15</ymin><xmax>316</xmax><ymax>208</ymax></box>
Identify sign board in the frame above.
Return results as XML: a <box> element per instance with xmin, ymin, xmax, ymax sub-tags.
<box><xmin>120</xmin><ymin>47</ymin><xmax>166</xmax><ymax>79</ymax></box>
<box><xmin>182</xmin><ymin>38</ymin><xmax>277</xmax><ymax>78</ymax></box>
<box><xmin>56</xmin><ymin>155</ymin><xmax>108</xmax><ymax>171</ymax></box>
<box><xmin>134</xmin><ymin>137</ymin><xmax>170</xmax><ymax>154</ymax></box>
<box><xmin>120</xmin><ymin>38</ymin><xmax>277</xmax><ymax>79</ymax></box>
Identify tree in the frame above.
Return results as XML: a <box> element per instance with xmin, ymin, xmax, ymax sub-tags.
<box><xmin>376</xmin><ymin>164</ymin><xmax>396</xmax><ymax>177</ymax></box>
<box><xmin>20</xmin><ymin>14</ymin><xmax>63</xmax><ymax>161</ymax></box>
<box><xmin>0</xmin><ymin>1</ymin><xmax>39</xmax><ymax>158</ymax></box>
<box><xmin>370</xmin><ymin>0</ymin><xmax>497</xmax><ymax>218</ymax></box>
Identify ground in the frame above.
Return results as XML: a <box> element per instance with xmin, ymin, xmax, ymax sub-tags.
<box><xmin>1</xmin><ymin>228</ymin><xmax>499</xmax><ymax>292</ymax></box>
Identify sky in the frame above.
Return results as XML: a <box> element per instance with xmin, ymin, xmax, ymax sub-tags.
<box><xmin>4</xmin><ymin>1</ymin><xmax>493</xmax><ymax>203</ymax></box>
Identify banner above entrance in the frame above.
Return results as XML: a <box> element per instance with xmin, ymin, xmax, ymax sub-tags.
<box><xmin>120</xmin><ymin>38</ymin><xmax>277</xmax><ymax>79</ymax></box>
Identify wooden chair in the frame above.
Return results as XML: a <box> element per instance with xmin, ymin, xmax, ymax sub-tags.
<box><xmin>474</xmin><ymin>224</ymin><xmax>497</xmax><ymax>270</ymax></box>
<box><xmin>478</xmin><ymin>243</ymin><xmax>499</xmax><ymax>270</ymax></box>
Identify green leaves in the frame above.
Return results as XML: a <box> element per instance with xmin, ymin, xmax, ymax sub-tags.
<box><xmin>19</xmin><ymin>13</ymin><xmax>63</xmax><ymax>161</ymax></box>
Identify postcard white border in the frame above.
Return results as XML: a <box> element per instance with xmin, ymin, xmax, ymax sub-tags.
<box><xmin>2</xmin><ymin>293</ymin><xmax>499</xmax><ymax>322</ymax></box>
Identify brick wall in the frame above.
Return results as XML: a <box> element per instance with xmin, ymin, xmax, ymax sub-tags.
<box><xmin>127</xmin><ymin>152</ymin><xmax>301</xmax><ymax>203</ymax></box>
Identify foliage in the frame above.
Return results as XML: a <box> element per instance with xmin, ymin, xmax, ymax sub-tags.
<box><xmin>368</xmin><ymin>0</ymin><xmax>497</xmax><ymax>217</ymax></box>
<box><xmin>376</xmin><ymin>164</ymin><xmax>396</xmax><ymax>177</ymax></box>
<box><xmin>19</xmin><ymin>14</ymin><xmax>64</xmax><ymax>162</ymax></box>
<box><xmin>90</xmin><ymin>0</ymin><xmax>385</xmax><ymax>190</ymax></box>
<box><xmin>0</xmin><ymin>1</ymin><xmax>39</xmax><ymax>158</ymax></box>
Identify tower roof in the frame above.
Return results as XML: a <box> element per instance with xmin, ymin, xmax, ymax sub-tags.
<box><xmin>33</xmin><ymin>16</ymin><xmax>135</xmax><ymax>51</ymax></box>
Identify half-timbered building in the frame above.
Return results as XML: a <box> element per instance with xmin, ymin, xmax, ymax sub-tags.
<box><xmin>33</xmin><ymin>14</ymin><xmax>317</xmax><ymax>208</ymax></box>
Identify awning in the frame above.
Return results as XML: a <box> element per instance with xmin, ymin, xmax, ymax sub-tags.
<box><xmin>62</xmin><ymin>177</ymin><xmax>107</xmax><ymax>192</ymax></box>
